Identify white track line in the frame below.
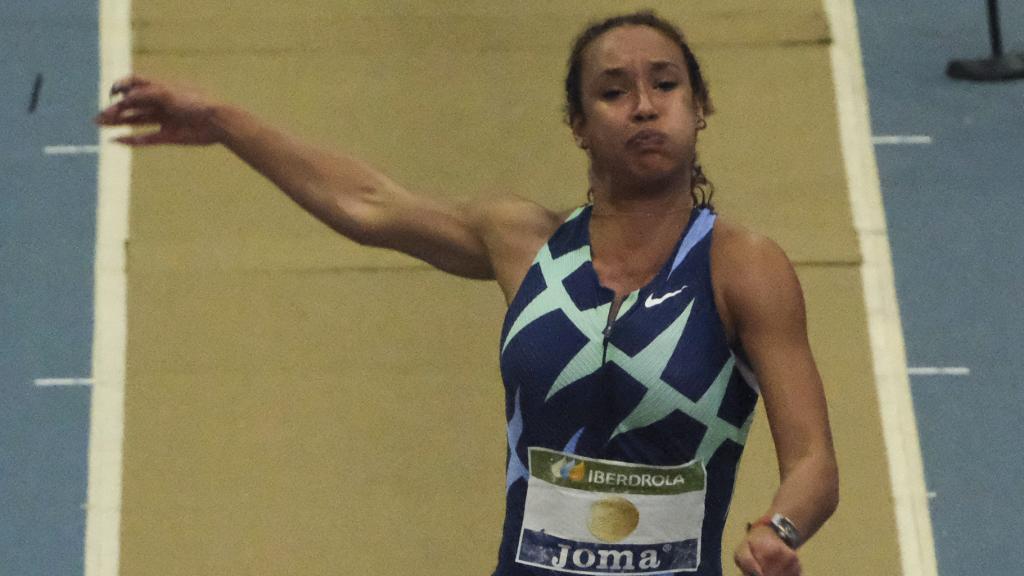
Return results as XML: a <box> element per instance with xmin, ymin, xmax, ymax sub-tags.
<box><xmin>84</xmin><ymin>0</ymin><xmax>132</xmax><ymax>575</ymax></box>
<box><xmin>44</xmin><ymin>145</ymin><xmax>101</xmax><ymax>155</ymax></box>
<box><xmin>34</xmin><ymin>377</ymin><xmax>95</xmax><ymax>386</ymax></box>
<box><xmin>872</xmin><ymin>135</ymin><xmax>934</xmax><ymax>145</ymax></box>
<box><xmin>824</xmin><ymin>1</ymin><xmax>939</xmax><ymax>575</ymax></box>
<box><xmin>908</xmin><ymin>367</ymin><xmax>970</xmax><ymax>376</ymax></box>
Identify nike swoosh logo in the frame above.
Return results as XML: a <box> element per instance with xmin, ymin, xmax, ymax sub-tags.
<box><xmin>644</xmin><ymin>286</ymin><xmax>687</xmax><ymax>308</ymax></box>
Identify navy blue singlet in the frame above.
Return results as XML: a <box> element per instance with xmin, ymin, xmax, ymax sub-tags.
<box><xmin>495</xmin><ymin>205</ymin><xmax>759</xmax><ymax>575</ymax></box>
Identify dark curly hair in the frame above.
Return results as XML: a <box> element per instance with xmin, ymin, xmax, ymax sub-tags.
<box><xmin>565</xmin><ymin>10</ymin><xmax>715</xmax><ymax>208</ymax></box>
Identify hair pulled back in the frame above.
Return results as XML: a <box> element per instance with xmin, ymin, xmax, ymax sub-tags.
<box><xmin>565</xmin><ymin>10</ymin><xmax>715</xmax><ymax>208</ymax></box>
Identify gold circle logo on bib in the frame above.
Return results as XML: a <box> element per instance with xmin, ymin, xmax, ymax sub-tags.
<box><xmin>587</xmin><ymin>496</ymin><xmax>640</xmax><ymax>543</ymax></box>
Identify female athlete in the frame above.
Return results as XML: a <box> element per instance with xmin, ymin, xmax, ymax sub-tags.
<box><xmin>96</xmin><ymin>10</ymin><xmax>838</xmax><ymax>576</ymax></box>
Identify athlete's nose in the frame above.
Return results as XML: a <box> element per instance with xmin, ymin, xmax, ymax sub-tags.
<box><xmin>632</xmin><ymin>84</ymin><xmax>659</xmax><ymax>122</ymax></box>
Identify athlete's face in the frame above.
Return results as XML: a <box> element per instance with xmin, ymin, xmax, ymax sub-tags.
<box><xmin>572</xmin><ymin>26</ymin><xmax>703</xmax><ymax>186</ymax></box>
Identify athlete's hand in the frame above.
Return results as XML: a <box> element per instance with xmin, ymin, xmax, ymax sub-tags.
<box><xmin>734</xmin><ymin>526</ymin><xmax>802</xmax><ymax>576</ymax></box>
<box><xmin>95</xmin><ymin>74</ymin><xmax>223</xmax><ymax>146</ymax></box>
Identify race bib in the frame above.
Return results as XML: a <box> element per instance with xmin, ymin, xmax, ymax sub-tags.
<box><xmin>516</xmin><ymin>448</ymin><xmax>706</xmax><ymax>574</ymax></box>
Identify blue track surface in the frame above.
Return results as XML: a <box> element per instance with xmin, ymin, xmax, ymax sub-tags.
<box><xmin>855</xmin><ymin>1</ymin><xmax>1024</xmax><ymax>574</ymax></box>
<box><xmin>1</xmin><ymin>1</ymin><xmax>98</xmax><ymax>574</ymax></box>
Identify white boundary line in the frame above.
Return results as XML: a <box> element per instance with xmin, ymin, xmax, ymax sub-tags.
<box><xmin>34</xmin><ymin>377</ymin><xmax>95</xmax><ymax>386</ymax></box>
<box><xmin>908</xmin><ymin>366</ymin><xmax>970</xmax><ymax>376</ymax></box>
<box><xmin>824</xmin><ymin>1</ymin><xmax>938</xmax><ymax>575</ymax></box>
<box><xmin>45</xmin><ymin>145</ymin><xmax>101</xmax><ymax>155</ymax></box>
<box><xmin>84</xmin><ymin>0</ymin><xmax>132</xmax><ymax>574</ymax></box>
<box><xmin>871</xmin><ymin>135</ymin><xmax>934</xmax><ymax>145</ymax></box>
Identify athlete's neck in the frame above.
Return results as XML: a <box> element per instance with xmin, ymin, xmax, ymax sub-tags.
<box><xmin>588</xmin><ymin>166</ymin><xmax>694</xmax><ymax>217</ymax></box>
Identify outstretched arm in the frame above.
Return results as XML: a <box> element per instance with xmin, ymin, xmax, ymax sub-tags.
<box><xmin>95</xmin><ymin>75</ymin><xmax>511</xmax><ymax>279</ymax></box>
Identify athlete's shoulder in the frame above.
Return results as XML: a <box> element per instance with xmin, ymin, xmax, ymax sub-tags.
<box><xmin>711</xmin><ymin>214</ymin><xmax>791</xmax><ymax>270</ymax></box>
<box><xmin>711</xmin><ymin>213</ymin><xmax>804</xmax><ymax>328</ymax></box>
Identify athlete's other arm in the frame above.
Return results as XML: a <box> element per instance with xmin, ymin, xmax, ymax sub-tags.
<box><xmin>717</xmin><ymin>228</ymin><xmax>839</xmax><ymax>576</ymax></box>
<box><xmin>95</xmin><ymin>75</ymin><xmax>555</xmax><ymax>292</ymax></box>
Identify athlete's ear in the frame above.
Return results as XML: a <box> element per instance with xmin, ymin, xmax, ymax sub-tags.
<box><xmin>571</xmin><ymin>114</ymin><xmax>588</xmax><ymax>150</ymax></box>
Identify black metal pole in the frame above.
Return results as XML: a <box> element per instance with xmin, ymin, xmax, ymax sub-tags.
<box><xmin>987</xmin><ymin>0</ymin><xmax>1004</xmax><ymax>57</ymax></box>
<box><xmin>946</xmin><ymin>0</ymin><xmax>1024</xmax><ymax>81</ymax></box>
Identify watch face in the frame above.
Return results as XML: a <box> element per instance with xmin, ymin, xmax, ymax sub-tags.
<box><xmin>770</xmin><ymin>514</ymin><xmax>801</xmax><ymax>548</ymax></box>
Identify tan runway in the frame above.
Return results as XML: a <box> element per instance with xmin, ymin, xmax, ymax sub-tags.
<box><xmin>119</xmin><ymin>1</ymin><xmax>902</xmax><ymax>574</ymax></box>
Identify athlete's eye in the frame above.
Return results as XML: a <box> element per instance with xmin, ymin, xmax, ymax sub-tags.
<box><xmin>656</xmin><ymin>80</ymin><xmax>679</xmax><ymax>91</ymax></box>
<box><xmin>601</xmin><ymin>88</ymin><xmax>625</xmax><ymax>100</ymax></box>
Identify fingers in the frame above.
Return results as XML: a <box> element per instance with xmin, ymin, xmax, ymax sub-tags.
<box><xmin>734</xmin><ymin>541</ymin><xmax>765</xmax><ymax>576</ymax></box>
<box><xmin>110</xmin><ymin>74</ymin><xmax>151</xmax><ymax>97</ymax></box>
<box><xmin>747</xmin><ymin>532</ymin><xmax>802</xmax><ymax>576</ymax></box>
<box><xmin>113</xmin><ymin>129</ymin><xmax>173</xmax><ymax>147</ymax></box>
<box><xmin>96</xmin><ymin>78</ymin><xmax>166</xmax><ymax>125</ymax></box>
<box><xmin>99</xmin><ymin>74</ymin><xmax>216</xmax><ymax>147</ymax></box>
<box><xmin>114</xmin><ymin>111</ymin><xmax>159</xmax><ymax>126</ymax></box>
<box><xmin>116</xmin><ymin>84</ymin><xmax>165</xmax><ymax>110</ymax></box>
<box><xmin>94</xmin><ymin>101</ymin><xmax>158</xmax><ymax>126</ymax></box>
<box><xmin>105</xmin><ymin>76</ymin><xmax>163</xmax><ymax>118</ymax></box>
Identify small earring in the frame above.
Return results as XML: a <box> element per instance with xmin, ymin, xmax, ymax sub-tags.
<box><xmin>697</xmin><ymin>118</ymin><xmax>707</xmax><ymax>130</ymax></box>
<box><xmin>575</xmin><ymin>137</ymin><xmax>588</xmax><ymax>149</ymax></box>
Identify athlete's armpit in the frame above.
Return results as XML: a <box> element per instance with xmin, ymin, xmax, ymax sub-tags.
<box><xmin>462</xmin><ymin>196</ymin><xmax>563</xmax><ymax>304</ymax></box>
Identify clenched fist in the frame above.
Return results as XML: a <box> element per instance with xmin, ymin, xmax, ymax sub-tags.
<box><xmin>734</xmin><ymin>525</ymin><xmax>802</xmax><ymax>576</ymax></box>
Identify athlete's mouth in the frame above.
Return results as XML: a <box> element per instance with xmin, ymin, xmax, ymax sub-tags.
<box><xmin>627</xmin><ymin>129</ymin><xmax>667</xmax><ymax>148</ymax></box>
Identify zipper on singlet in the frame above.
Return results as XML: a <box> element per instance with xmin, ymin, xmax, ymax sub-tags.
<box><xmin>601</xmin><ymin>320</ymin><xmax>614</xmax><ymax>364</ymax></box>
<box><xmin>602</xmin><ymin>298</ymin><xmax>623</xmax><ymax>364</ymax></box>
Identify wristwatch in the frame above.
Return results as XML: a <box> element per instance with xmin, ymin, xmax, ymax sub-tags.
<box><xmin>748</xmin><ymin>513</ymin><xmax>803</xmax><ymax>549</ymax></box>
<box><xmin>768</xmin><ymin>513</ymin><xmax>802</xmax><ymax>549</ymax></box>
